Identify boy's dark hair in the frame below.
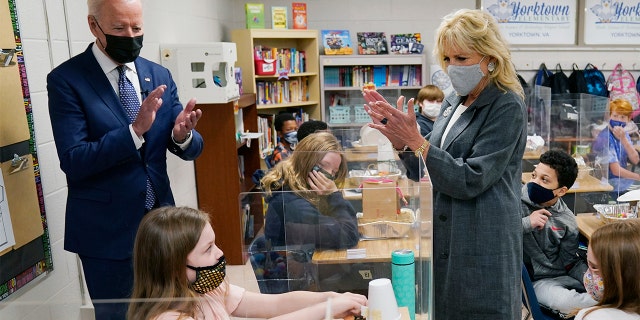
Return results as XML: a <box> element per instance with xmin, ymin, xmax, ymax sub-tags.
<box><xmin>539</xmin><ymin>150</ymin><xmax>578</xmax><ymax>188</ymax></box>
<box><xmin>297</xmin><ymin>120</ymin><xmax>329</xmax><ymax>141</ymax></box>
<box><xmin>274</xmin><ymin>113</ymin><xmax>296</xmax><ymax>132</ymax></box>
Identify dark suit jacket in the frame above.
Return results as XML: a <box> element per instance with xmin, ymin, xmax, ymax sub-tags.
<box><xmin>47</xmin><ymin>44</ymin><xmax>203</xmax><ymax>260</ymax></box>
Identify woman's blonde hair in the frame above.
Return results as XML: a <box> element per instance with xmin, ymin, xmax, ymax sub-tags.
<box><xmin>609</xmin><ymin>98</ymin><xmax>633</xmax><ymax>118</ymax></box>
<box><xmin>261</xmin><ymin>131</ymin><xmax>347</xmax><ymax>204</ymax></box>
<box><xmin>582</xmin><ymin>219</ymin><xmax>640</xmax><ymax>317</ymax></box>
<box><xmin>127</xmin><ymin>206</ymin><xmax>227</xmax><ymax>320</ymax></box>
<box><xmin>433</xmin><ymin>9</ymin><xmax>524</xmax><ymax>100</ymax></box>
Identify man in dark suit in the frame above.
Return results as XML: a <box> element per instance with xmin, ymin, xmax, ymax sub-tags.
<box><xmin>46</xmin><ymin>0</ymin><xmax>203</xmax><ymax>319</ymax></box>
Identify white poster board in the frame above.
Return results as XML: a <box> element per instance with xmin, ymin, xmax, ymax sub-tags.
<box><xmin>0</xmin><ymin>170</ymin><xmax>16</xmax><ymax>252</ymax></box>
<box><xmin>584</xmin><ymin>0</ymin><xmax>640</xmax><ymax>45</ymax></box>
<box><xmin>481</xmin><ymin>0</ymin><xmax>577</xmax><ymax>45</ymax></box>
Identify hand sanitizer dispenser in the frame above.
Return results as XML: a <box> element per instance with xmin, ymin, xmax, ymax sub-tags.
<box><xmin>160</xmin><ymin>42</ymin><xmax>240</xmax><ymax>104</ymax></box>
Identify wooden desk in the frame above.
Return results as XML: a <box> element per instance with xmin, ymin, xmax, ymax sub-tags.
<box><xmin>522</xmin><ymin>172</ymin><xmax>613</xmax><ymax>193</ymax></box>
<box><xmin>551</xmin><ymin>137</ymin><xmax>595</xmax><ymax>154</ymax></box>
<box><xmin>312</xmin><ymin>237</ymin><xmax>431</xmax><ymax>265</ymax></box>
<box><xmin>312</xmin><ymin>235</ymin><xmax>432</xmax><ymax>315</ymax></box>
<box><xmin>345</xmin><ymin>148</ymin><xmax>400</xmax><ymax>162</ymax></box>
<box><xmin>522</xmin><ymin>147</ymin><xmax>548</xmax><ymax>160</ymax></box>
<box><xmin>576</xmin><ymin>213</ymin><xmax>605</xmax><ymax>242</ymax></box>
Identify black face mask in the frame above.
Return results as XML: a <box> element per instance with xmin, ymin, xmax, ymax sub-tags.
<box><xmin>527</xmin><ymin>182</ymin><xmax>559</xmax><ymax>204</ymax></box>
<box><xmin>94</xmin><ymin>18</ymin><xmax>143</xmax><ymax>64</ymax></box>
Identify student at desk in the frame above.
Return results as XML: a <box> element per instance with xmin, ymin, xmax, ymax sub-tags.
<box><xmin>592</xmin><ymin>98</ymin><xmax>640</xmax><ymax>198</ymax></box>
<box><xmin>261</xmin><ymin>132</ymin><xmax>359</xmax><ymax>250</ymax></box>
<box><xmin>521</xmin><ymin>150</ymin><xmax>596</xmax><ymax>317</ymax></box>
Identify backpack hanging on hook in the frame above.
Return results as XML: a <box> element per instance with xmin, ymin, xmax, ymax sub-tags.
<box><xmin>583</xmin><ymin>63</ymin><xmax>608</xmax><ymax>97</ymax></box>
<box><xmin>607</xmin><ymin>63</ymin><xmax>640</xmax><ymax>113</ymax></box>
<box><xmin>544</xmin><ymin>63</ymin><xmax>570</xmax><ymax>95</ymax></box>
<box><xmin>535</xmin><ymin>63</ymin><xmax>552</xmax><ymax>87</ymax></box>
<box><xmin>568</xmin><ymin>63</ymin><xmax>589</xmax><ymax>94</ymax></box>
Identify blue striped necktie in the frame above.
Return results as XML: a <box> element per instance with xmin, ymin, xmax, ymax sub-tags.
<box><xmin>117</xmin><ymin>65</ymin><xmax>156</xmax><ymax>210</ymax></box>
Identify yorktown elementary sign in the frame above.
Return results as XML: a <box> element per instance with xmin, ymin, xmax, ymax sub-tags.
<box><xmin>481</xmin><ymin>0</ymin><xmax>577</xmax><ymax>45</ymax></box>
<box><xmin>584</xmin><ymin>0</ymin><xmax>640</xmax><ymax>45</ymax></box>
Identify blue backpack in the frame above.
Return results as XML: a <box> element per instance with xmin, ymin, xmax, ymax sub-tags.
<box><xmin>583</xmin><ymin>63</ymin><xmax>608</xmax><ymax>97</ymax></box>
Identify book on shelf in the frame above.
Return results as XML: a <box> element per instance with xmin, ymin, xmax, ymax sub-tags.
<box><xmin>245</xmin><ymin>3</ymin><xmax>265</xmax><ymax>29</ymax></box>
<box><xmin>390</xmin><ymin>33</ymin><xmax>423</xmax><ymax>54</ymax></box>
<box><xmin>356</xmin><ymin>32</ymin><xmax>388</xmax><ymax>55</ymax></box>
<box><xmin>387</xmin><ymin>65</ymin><xmax>422</xmax><ymax>87</ymax></box>
<box><xmin>258</xmin><ymin>114</ymin><xmax>275</xmax><ymax>156</ymax></box>
<box><xmin>321</xmin><ymin>30</ymin><xmax>353</xmax><ymax>55</ymax></box>
<box><xmin>234</xmin><ymin>67</ymin><xmax>243</xmax><ymax>95</ymax></box>
<box><xmin>291</xmin><ymin>2</ymin><xmax>307</xmax><ymax>29</ymax></box>
<box><xmin>254</xmin><ymin>46</ymin><xmax>306</xmax><ymax>73</ymax></box>
<box><xmin>256</xmin><ymin>77</ymin><xmax>309</xmax><ymax>105</ymax></box>
<box><xmin>271</xmin><ymin>6</ymin><xmax>288</xmax><ymax>29</ymax></box>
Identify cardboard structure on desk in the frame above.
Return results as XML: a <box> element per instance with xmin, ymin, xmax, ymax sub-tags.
<box><xmin>160</xmin><ymin>42</ymin><xmax>240</xmax><ymax>104</ymax></box>
<box><xmin>362</xmin><ymin>178</ymin><xmax>399</xmax><ymax>220</ymax></box>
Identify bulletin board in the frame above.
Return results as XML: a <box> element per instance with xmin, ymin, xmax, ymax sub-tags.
<box><xmin>0</xmin><ymin>0</ymin><xmax>53</xmax><ymax>301</ymax></box>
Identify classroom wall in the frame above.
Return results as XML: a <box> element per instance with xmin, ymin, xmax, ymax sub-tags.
<box><xmin>2</xmin><ymin>0</ymin><xmax>638</xmax><ymax>319</ymax></box>
<box><xmin>229</xmin><ymin>0</ymin><xmax>640</xmax><ymax>81</ymax></box>
<box><xmin>1</xmin><ymin>0</ymin><xmax>230</xmax><ymax>319</ymax></box>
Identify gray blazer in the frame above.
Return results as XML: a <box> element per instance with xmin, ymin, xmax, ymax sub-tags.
<box><xmin>406</xmin><ymin>83</ymin><xmax>526</xmax><ymax>319</ymax></box>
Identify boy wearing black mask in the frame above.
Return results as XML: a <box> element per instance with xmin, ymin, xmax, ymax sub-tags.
<box><xmin>521</xmin><ymin>150</ymin><xmax>596</xmax><ymax>317</ymax></box>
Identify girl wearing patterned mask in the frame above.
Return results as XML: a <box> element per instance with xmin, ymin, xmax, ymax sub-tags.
<box><xmin>127</xmin><ymin>206</ymin><xmax>366</xmax><ymax>320</ymax></box>
<box><xmin>575</xmin><ymin>219</ymin><xmax>640</xmax><ymax>319</ymax></box>
<box><xmin>415</xmin><ymin>84</ymin><xmax>445</xmax><ymax>137</ymax></box>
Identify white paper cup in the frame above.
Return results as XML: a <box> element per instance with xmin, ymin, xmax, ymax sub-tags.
<box><xmin>365</xmin><ymin>278</ymin><xmax>401</xmax><ymax>320</ymax></box>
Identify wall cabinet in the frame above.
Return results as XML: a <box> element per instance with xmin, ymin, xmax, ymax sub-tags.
<box><xmin>194</xmin><ymin>93</ymin><xmax>262</xmax><ymax>265</ymax></box>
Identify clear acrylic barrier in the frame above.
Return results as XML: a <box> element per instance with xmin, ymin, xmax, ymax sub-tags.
<box><xmin>240</xmin><ymin>147</ymin><xmax>432</xmax><ymax>319</ymax></box>
<box><xmin>527</xmin><ymin>89</ymin><xmax>613</xmax><ymax>213</ymax></box>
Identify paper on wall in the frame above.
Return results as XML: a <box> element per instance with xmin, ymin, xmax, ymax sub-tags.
<box><xmin>0</xmin><ymin>168</ymin><xmax>16</xmax><ymax>252</ymax></box>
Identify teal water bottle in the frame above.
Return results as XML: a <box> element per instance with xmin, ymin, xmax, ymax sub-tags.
<box><xmin>392</xmin><ymin>249</ymin><xmax>415</xmax><ymax>320</ymax></box>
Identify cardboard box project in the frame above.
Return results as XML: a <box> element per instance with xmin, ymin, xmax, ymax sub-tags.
<box><xmin>361</xmin><ymin>178</ymin><xmax>399</xmax><ymax>220</ymax></box>
<box><xmin>160</xmin><ymin>42</ymin><xmax>240</xmax><ymax>104</ymax></box>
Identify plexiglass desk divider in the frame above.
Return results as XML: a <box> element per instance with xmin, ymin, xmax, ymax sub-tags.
<box><xmin>239</xmin><ymin>148</ymin><xmax>432</xmax><ymax>319</ymax></box>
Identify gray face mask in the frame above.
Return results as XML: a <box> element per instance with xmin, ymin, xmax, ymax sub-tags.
<box><xmin>447</xmin><ymin>56</ymin><xmax>486</xmax><ymax>96</ymax></box>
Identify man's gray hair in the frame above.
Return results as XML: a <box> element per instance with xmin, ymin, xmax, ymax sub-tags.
<box><xmin>87</xmin><ymin>0</ymin><xmax>140</xmax><ymax>18</ymax></box>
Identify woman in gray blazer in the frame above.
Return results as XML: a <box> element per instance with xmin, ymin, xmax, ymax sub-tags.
<box><xmin>363</xmin><ymin>9</ymin><xmax>527</xmax><ymax>320</ymax></box>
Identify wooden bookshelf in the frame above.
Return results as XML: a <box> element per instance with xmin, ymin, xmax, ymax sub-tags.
<box><xmin>320</xmin><ymin>54</ymin><xmax>427</xmax><ymax>128</ymax></box>
<box><xmin>194</xmin><ymin>93</ymin><xmax>262</xmax><ymax>265</ymax></box>
<box><xmin>231</xmin><ymin>29</ymin><xmax>320</xmax><ymax>120</ymax></box>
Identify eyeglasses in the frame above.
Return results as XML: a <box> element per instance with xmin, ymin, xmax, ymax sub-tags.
<box><xmin>313</xmin><ymin>165</ymin><xmax>336</xmax><ymax>180</ymax></box>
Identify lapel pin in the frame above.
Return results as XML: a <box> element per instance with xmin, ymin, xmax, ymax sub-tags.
<box><xmin>443</xmin><ymin>106</ymin><xmax>453</xmax><ymax>117</ymax></box>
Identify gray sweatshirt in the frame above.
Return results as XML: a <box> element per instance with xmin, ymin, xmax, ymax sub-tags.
<box><xmin>521</xmin><ymin>184</ymin><xmax>587</xmax><ymax>282</ymax></box>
